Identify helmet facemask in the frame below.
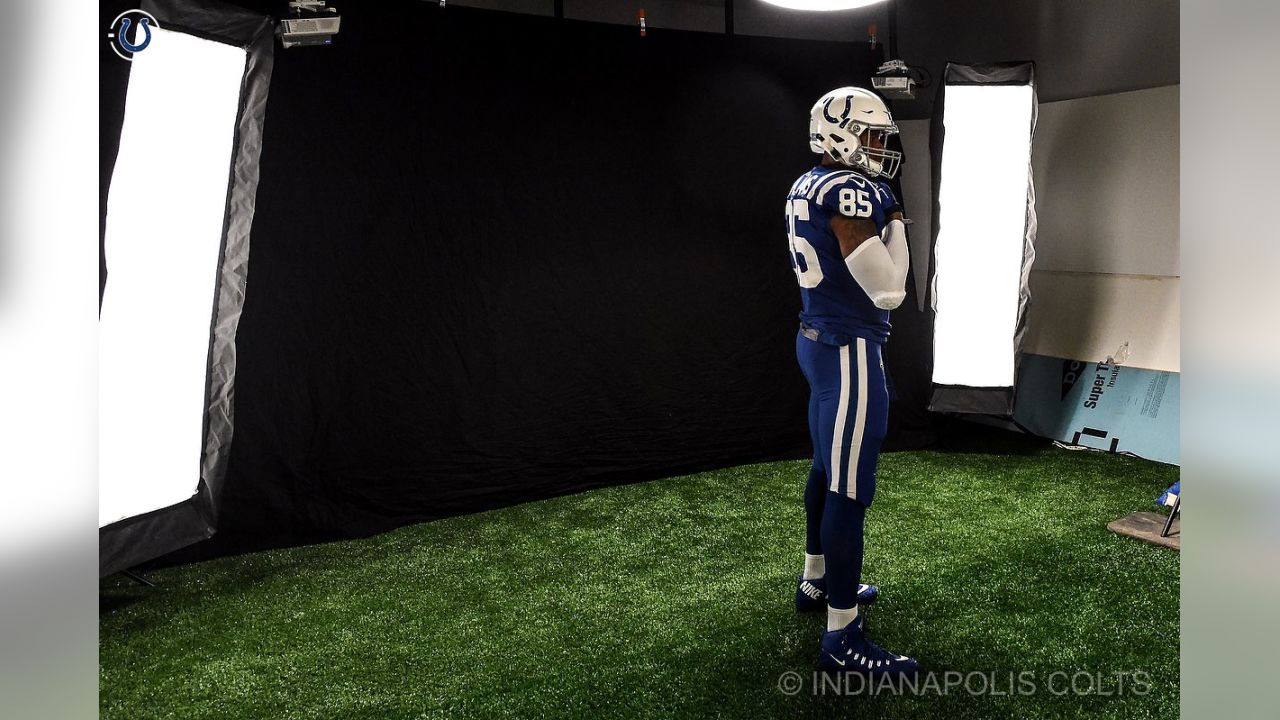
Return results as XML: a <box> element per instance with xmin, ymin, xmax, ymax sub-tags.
<box><xmin>847</xmin><ymin>125</ymin><xmax>902</xmax><ymax>179</ymax></box>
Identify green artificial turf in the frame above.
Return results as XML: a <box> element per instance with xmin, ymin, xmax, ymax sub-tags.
<box><xmin>100</xmin><ymin>434</ymin><xmax>1179</xmax><ymax>719</ymax></box>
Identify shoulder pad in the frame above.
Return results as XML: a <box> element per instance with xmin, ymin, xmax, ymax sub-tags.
<box><xmin>816</xmin><ymin>172</ymin><xmax>886</xmax><ymax>221</ymax></box>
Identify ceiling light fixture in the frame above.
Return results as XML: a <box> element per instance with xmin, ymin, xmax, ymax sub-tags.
<box><xmin>759</xmin><ymin>0</ymin><xmax>888</xmax><ymax>11</ymax></box>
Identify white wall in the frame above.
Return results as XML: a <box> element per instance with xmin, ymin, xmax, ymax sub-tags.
<box><xmin>898</xmin><ymin>85</ymin><xmax>1180</xmax><ymax>372</ymax></box>
<box><xmin>1033</xmin><ymin>86</ymin><xmax>1179</xmax><ymax>278</ymax></box>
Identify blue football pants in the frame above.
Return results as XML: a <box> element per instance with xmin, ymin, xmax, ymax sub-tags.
<box><xmin>797</xmin><ymin>331</ymin><xmax>889</xmax><ymax>609</ymax></box>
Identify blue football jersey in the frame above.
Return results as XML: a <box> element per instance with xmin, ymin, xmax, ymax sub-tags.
<box><xmin>785</xmin><ymin>166</ymin><xmax>896</xmax><ymax>344</ymax></box>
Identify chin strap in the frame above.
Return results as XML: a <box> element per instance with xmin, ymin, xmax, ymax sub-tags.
<box><xmin>844</xmin><ymin>219</ymin><xmax>909</xmax><ymax>310</ymax></box>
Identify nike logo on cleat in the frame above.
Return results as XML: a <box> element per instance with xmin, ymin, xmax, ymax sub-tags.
<box><xmin>827</xmin><ymin>654</ymin><xmax>847</xmax><ymax>667</ymax></box>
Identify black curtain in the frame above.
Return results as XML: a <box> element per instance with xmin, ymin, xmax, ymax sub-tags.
<box><xmin>102</xmin><ymin>1</ymin><xmax>934</xmax><ymax>562</ymax></box>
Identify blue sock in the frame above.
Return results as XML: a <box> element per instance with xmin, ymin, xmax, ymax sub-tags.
<box><xmin>804</xmin><ymin>463</ymin><xmax>826</xmax><ymax>556</ymax></box>
<box><xmin>820</xmin><ymin>492</ymin><xmax>866</xmax><ymax>610</ymax></box>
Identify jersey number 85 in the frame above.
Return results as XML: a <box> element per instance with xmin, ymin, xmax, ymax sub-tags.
<box><xmin>786</xmin><ymin>198</ymin><xmax>823</xmax><ymax>289</ymax></box>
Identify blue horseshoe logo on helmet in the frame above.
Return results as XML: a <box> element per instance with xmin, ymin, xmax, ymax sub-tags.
<box><xmin>822</xmin><ymin>97</ymin><xmax>842</xmax><ymax>125</ymax></box>
<box><xmin>822</xmin><ymin>96</ymin><xmax>854</xmax><ymax>128</ymax></box>
<box><xmin>118</xmin><ymin>17</ymin><xmax>153</xmax><ymax>54</ymax></box>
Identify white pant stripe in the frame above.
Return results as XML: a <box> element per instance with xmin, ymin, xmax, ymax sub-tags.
<box><xmin>846</xmin><ymin>339</ymin><xmax>869</xmax><ymax>499</ymax></box>
<box><xmin>829</xmin><ymin>345</ymin><xmax>851</xmax><ymax>494</ymax></box>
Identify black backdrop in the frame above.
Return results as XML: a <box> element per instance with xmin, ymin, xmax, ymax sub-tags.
<box><xmin>101</xmin><ymin>1</ymin><xmax>935</xmax><ymax>561</ymax></box>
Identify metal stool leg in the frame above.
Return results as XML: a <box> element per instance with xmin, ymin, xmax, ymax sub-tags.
<box><xmin>1160</xmin><ymin>496</ymin><xmax>1180</xmax><ymax>538</ymax></box>
<box><xmin>121</xmin><ymin>569</ymin><xmax>156</xmax><ymax>587</ymax></box>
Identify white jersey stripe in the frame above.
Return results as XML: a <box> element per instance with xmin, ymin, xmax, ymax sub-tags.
<box><xmin>846</xmin><ymin>338</ymin><xmax>869</xmax><ymax>499</ymax></box>
<box><xmin>794</xmin><ymin>172</ymin><xmax>819</xmax><ymax>199</ymax></box>
<box><xmin>813</xmin><ymin>171</ymin><xmax>853</xmax><ymax>204</ymax></box>
<box><xmin>829</xmin><ymin>345</ymin><xmax>852</xmax><ymax>494</ymax></box>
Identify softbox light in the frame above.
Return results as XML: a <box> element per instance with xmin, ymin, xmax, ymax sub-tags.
<box><xmin>927</xmin><ymin>62</ymin><xmax>1037</xmax><ymax>414</ymax></box>
<box><xmin>99</xmin><ymin>0</ymin><xmax>273</xmax><ymax>577</ymax></box>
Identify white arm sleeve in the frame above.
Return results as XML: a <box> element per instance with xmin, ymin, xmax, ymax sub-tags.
<box><xmin>844</xmin><ymin>219</ymin><xmax>909</xmax><ymax>310</ymax></box>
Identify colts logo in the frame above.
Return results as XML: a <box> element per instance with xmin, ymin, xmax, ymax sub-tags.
<box><xmin>108</xmin><ymin>10</ymin><xmax>160</xmax><ymax>61</ymax></box>
<box><xmin>822</xmin><ymin>97</ymin><xmax>852</xmax><ymax>128</ymax></box>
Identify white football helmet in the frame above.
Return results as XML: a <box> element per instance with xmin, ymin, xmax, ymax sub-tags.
<box><xmin>809</xmin><ymin>87</ymin><xmax>902</xmax><ymax>179</ymax></box>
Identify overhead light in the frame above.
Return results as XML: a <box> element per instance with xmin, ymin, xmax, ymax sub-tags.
<box><xmin>279</xmin><ymin>0</ymin><xmax>341</xmax><ymax>48</ymax></box>
<box><xmin>874</xmin><ymin>59</ymin><xmax>929</xmax><ymax>100</ymax></box>
<box><xmin>760</xmin><ymin>1</ymin><xmax>888</xmax><ymax>11</ymax></box>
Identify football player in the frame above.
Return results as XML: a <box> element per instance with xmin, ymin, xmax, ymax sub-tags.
<box><xmin>785</xmin><ymin>86</ymin><xmax>916</xmax><ymax>675</ymax></box>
